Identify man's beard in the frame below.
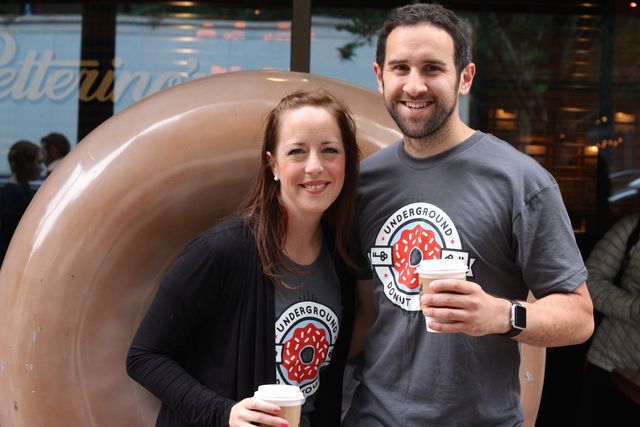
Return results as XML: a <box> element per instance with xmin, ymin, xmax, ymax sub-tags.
<box><xmin>386</xmin><ymin>96</ymin><xmax>457</xmax><ymax>140</ymax></box>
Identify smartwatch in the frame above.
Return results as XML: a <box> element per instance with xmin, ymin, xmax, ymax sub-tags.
<box><xmin>501</xmin><ymin>300</ymin><xmax>526</xmax><ymax>338</ymax></box>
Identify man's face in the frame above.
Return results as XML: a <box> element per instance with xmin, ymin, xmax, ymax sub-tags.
<box><xmin>41</xmin><ymin>144</ymin><xmax>55</xmax><ymax>166</ymax></box>
<box><xmin>374</xmin><ymin>24</ymin><xmax>469</xmax><ymax>140</ymax></box>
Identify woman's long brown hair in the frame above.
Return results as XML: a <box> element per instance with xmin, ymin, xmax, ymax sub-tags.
<box><xmin>242</xmin><ymin>90</ymin><xmax>361</xmax><ymax>282</ymax></box>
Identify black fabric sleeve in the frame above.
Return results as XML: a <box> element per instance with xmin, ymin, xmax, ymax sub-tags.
<box><xmin>126</xmin><ymin>233</ymin><xmax>235</xmax><ymax>426</ymax></box>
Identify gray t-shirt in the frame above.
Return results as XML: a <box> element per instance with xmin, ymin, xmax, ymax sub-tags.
<box><xmin>343</xmin><ymin>131</ymin><xmax>587</xmax><ymax>427</ymax></box>
<box><xmin>274</xmin><ymin>244</ymin><xmax>342</xmax><ymax>426</ymax></box>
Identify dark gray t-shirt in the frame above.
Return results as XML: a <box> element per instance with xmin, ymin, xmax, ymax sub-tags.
<box><xmin>274</xmin><ymin>244</ymin><xmax>342</xmax><ymax>426</ymax></box>
<box><xmin>343</xmin><ymin>131</ymin><xmax>587</xmax><ymax>427</ymax></box>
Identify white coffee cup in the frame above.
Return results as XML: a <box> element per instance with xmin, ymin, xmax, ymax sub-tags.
<box><xmin>253</xmin><ymin>384</ymin><xmax>305</xmax><ymax>427</ymax></box>
<box><xmin>416</xmin><ymin>258</ymin><xmax>468</xmax><ymax>333</ymax></box>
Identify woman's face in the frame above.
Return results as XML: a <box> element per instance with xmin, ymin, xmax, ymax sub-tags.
<box><xmin>268</xmin><ymin>105</ymin><xmax>346</xmax><ymax>222</ymax></box>
<box><xmin>27</xmin><ymin>150</ymin><xmax>43</xmax><ymax>181</ymax></box>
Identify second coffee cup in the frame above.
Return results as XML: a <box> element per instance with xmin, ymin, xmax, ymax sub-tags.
<box><xmin>416</xmin><ymin>258</ymin><xmax>468</xmax><ymax>333</ymax></box>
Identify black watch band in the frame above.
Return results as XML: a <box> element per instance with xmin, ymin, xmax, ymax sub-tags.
<box><xmin>501</xmin><ymin>299</ymin><xmax>526</xmax><ymax>338</ymax></box>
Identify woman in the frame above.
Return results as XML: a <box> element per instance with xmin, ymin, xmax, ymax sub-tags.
<box><xmin>576</xmin><ymin>213</ymin><xmax>640</xmax><ymax>426</ymax></box>
<box><xmin>126</xmin><ymin>90</ymin><xmax>360</xmax><ymax>427</ymax></box>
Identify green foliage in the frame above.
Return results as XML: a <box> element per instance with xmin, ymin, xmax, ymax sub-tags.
<box><xmin>331</xmin><ymin>10</ymin><xmax>386</xmax><ymax>61</ymax></box>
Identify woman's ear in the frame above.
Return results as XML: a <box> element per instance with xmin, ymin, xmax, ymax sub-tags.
<box><xmin>266</xmin><ymin>151</ymin><xmax>278</xmax><ymax>179</ymax></box>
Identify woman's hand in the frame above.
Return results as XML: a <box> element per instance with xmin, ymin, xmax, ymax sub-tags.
<box><xmin>229</xmin><ymin>397</ymin><xmax>288</xmax><ymax>427</ymax></box>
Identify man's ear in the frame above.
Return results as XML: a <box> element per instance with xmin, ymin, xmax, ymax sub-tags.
<box><xmin>458</xmin><ymin>63</ymin><xmax>476</xmax><ymax>96</ymax></box>
<box><xmin>373</xmin><ymin>61</ymin><xmax>384</xmax><ymax>95</ymax></box>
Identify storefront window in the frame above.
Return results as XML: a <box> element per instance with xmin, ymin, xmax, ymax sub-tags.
<box><xmin>114</xmin><ymin>4</ymin><xmax>292</xmax><ymax>113</ymax></box>
<box><xmin>0</xmin><ymin>3</ymin><xmax>82</xmax><ymax>176</ymax></box>
<box><xmin>0</xmin><ymin>1</ymin><xmax>637</xmax><ymax>228</ymax></box>
<box><xmin>474</xmin><ymin>10</ymin><xmax>603</xmax><ymax>232</ymax></box>
<box><xmin>474</xmin><ymin>4</ymin><xmax>639</xmax><ymax>228</ymax></box>
<box><xmin>309</xmin><ymin>9</ymin><xmax>383</xmax><ymax>92</ymax></box>
<box><xmin>602</xmin><ymin>6</ymin><xmax>640</xmax><ymax>220</ymax></box>
<box><xmin>0</xmin><ymin>2</ymin><xmax>294</xmax><ymax>177</ymax></box>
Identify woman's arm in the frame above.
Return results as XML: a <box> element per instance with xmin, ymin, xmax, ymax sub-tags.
<box><xmin>126</xmin><ymin>235</ymin><xmax>235</xmax><ymax>426</ymax></box>
<box><xmin>586</xmin><ymin>214</ymin><xmax>640</xmax><ymax>324</ymax></box>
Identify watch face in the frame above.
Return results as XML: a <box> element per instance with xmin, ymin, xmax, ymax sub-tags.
<box><xmin>513</xmin><ymin>304</ymin><xmax>527</xmax><ymax>329</ymax></box>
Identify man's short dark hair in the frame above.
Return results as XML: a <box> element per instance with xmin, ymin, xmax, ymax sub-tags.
<box><xmin>376</xmin><ymin>3</ymin><xmax>473</xmax><ymax>75</ymax></box>
<box><xmin>8</xmin><ymin>140</ymin><xmax>39</xmax><ymax>178</ymax></box>
<box><xmin>41</xmin><ymin>132</ymin><xmax>71</xmax><ymax>156</ymax></box>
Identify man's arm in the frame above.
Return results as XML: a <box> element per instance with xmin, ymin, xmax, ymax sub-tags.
<box><xmin>421</xmin><ymin>280</ymin><xmax>594</xmax><ymax>347</ymax></box>
<box><xmin>512</xmin><ymin>282</ymin><xmax>593</xmax><ymax>347</ymax></box>
<box><xmin>348</xmin><ymin>279</ymin><xmax>377</xmax><ymax>358</ymax></box>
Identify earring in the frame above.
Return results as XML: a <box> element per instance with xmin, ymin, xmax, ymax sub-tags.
<box><xmin>274</xmin><ymin>175</ymin><xmax>279</xmax><ymax>181</ymax></box>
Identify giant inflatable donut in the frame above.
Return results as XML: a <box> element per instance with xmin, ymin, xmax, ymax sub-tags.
<box><xmin>0</xmin><ymin>70</ymin><xmax>544</xmax><ymax>426</ymax></box>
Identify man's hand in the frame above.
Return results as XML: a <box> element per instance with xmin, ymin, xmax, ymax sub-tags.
<box><xmin>420</xmin><ymin>278</ymin><xmax>511</xmax><ymax>336</ymax></box>
<box><xmin>420</xmin><ymin>280</ymin><xmax>594</xmax><ymax>347</ymax></box>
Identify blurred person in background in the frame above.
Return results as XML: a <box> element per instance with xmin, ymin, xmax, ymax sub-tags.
<box><xmin>1</xmin><ymin>140</ymin><xmax>41</xmax><ymax>264</ymax></box>
<box><xmin>40</xmin><ymin>132</ymin><xmax>71</xmax><ymax>177</ymax></box>
<box><xmin>576</xmin><ymin>212</ymin><xmax>640</xmax><ymax>426</ymax></box>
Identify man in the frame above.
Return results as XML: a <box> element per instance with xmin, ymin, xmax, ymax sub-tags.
<box><xmin>342</xmin><ymin>3</ymin><xmax>594</xmax><ymax>426</ymax></box>
<box><xmin>40</xmin><ymin>132</ymin><xmax>70</xmax><ymax>177</ymax></box>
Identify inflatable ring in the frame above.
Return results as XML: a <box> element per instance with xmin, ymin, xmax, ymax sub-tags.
<box><xmin>0</xmin><ymin>70</ymin><xmax>544</xmax><ymax>427</ymax></box>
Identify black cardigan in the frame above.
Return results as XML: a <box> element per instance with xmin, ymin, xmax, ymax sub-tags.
<box><xmin>126</xmin><ymin>215</ymin><xmax>354</xmax><ymax>426</ymax></box>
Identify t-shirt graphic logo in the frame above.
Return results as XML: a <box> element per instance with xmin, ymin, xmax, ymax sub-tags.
<box><xmin>369</xmin><ymin>202</ymin><xmax>474</xmax><ymax>311</ymax></box>
<box><xmin>275</xmin><ymin>302</ymin><xmax>339</xmax><ymax>397</ymax></box>
<box><xmin>393</xmin><ymin>223</ymin><xmax>441</xmax><ymax>290</ymax></box>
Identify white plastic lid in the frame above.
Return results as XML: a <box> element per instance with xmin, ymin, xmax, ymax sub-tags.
<box><xmin>416</xmin><ymin>258</ymin><xmax>468</xmax><ymax>277</ymax></box>
<box><xmin>253</xmin><ymin>384</ymin><xmax>305</xmax><ymax>406</ymax></box>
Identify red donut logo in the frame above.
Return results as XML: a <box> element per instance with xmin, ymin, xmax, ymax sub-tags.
<box><xmin>370</xmin><ymin>203</ymin><xmax>470</xmax><ymax>312</ymax></box>
<box><xmin>393</xmin><ymin>224</ymin><xmax>442</xmax><ymax>289</ymax></box>
<box><xmin>282</xmin><ymin>323</ymin><xmax>329</xmax><ymax>382</ymax></box>
<box><xmin>275</xmin><ymin>302</ymin><xmax>339</xmax><ymax>397</ymax></box>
